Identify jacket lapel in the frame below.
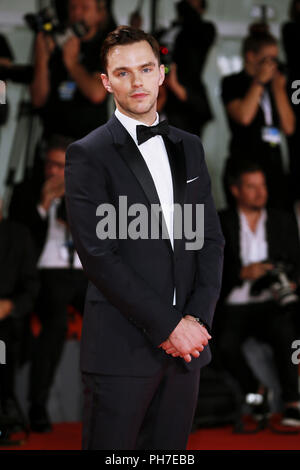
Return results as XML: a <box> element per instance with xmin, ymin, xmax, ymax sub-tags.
<box><xmin>107</xmin><ymin>114</ymin><xmax>175</xmax><ymax>254</ymax></box>
<box><xmin>163</xmin><ymin>134</ymin><xmax>186</xmax><ymax>258</ymax></box>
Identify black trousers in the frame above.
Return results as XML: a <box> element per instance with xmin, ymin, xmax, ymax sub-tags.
<box><xmin>82</xmin><ymin>358</ymin><xmax>201</xmax><ymax>450</ymax></box>
<box><xmin>218</xmin><ymin>301</ymin><xmax>299</xmax><ymax>403</ymax></box>
<box><xmin>29</xmin><ymin>268</ymin><xmax>88</xmax><ymax>407</ymax></box>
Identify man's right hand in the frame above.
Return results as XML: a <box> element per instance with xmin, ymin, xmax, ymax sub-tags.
<box><xmin>240</xmin><ymin>262</ymin><xmax>274</xmax><ymax>281</ymax></box>
<box><xmin>40</xmin><ymin>175</ymin><xmax>65</xmax><ymax>212</ymax></box>
<box><xmin>159</xmin><ymin>316</ymin><xmax>211</xmax><ymax>363</ymax></box>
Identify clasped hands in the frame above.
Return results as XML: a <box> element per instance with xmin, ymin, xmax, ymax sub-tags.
<box><xmin>159</xmin><ymin>315</ymin><xmax>211</xmax><ymax>363</ymax></box>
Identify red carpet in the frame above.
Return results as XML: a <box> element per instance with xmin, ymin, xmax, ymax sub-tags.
<box><xmin>0</xmin><ymin>419</ymin><xmax>300</xmax><ymax>451</ymax></box>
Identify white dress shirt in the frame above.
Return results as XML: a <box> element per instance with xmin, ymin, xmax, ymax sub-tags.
<box><xmin>226</xmin><ymin>209</ymin><xmax>272</xmax><ymax>304</ymax></box>
<box><xmin>115</xmin><ymin>108</ymin><xmax>176</xmax><ymax>304</ymax></box>
<box><xmin>37</xmin><ymin>198</ymin><xmax>82</xmax><ymax>269</ymax></box>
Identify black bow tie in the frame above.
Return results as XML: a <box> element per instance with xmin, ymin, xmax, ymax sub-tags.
<box><xmin>136</xmin><ymin>120</ymin><xmax>169</xmax><ymax>145</ymax></box>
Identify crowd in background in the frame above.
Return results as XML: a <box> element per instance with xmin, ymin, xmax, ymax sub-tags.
<box><xmin>1</xmin><ymin>0</ymin><xmax>300</xmax><ymax>439</ymax></box>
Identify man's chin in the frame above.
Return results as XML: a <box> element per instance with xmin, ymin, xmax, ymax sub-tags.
<box><xmin>250</xmin><ymin>203</ymin><xmax>266</xmax><ymax>211</ymax></box>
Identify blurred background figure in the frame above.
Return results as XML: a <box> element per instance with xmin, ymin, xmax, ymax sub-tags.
<box><xmin>221</xmin><ymin>31</ymin><xmax>295</xmax><ymax>209</ymax></box>
<box><xmin>0</xmin><ymin>33</ymin><xmax>14</xmax><ymax>126</ymax></box>
<box><xmin>0</xmin><ymin>198</ymin><xmax>39</xmax><ymax>438</ymax></box>
<box><xmin>129</xmin><ymin>1</ymin><xmax>143</xmax><ymax>30</ymax></box>
<box><xmin>282</xmin><ymin>0</ymin><xmax>300</xmax><ymax>205</ymax></box>
<box><xmin>162</xmin><ymin>0</ymin><xmax>215</xmax><ymax>136</ymax></box>
<box><xmin>30</xmin><ymin>0</ymin><xmax>115</xmax><ymax>141</ymax></box>
<box><xmin>217</xmin><ymin>161</ymin><xmax>300</xmax><ymax>426</ymax></box>
<box><xmin>9</xmin><ymin>135</ymin><xmax>88</xmax><ymax>433</ymax></box>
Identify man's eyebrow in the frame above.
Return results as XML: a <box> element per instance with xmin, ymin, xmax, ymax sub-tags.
<box><xmin>112</xmin><ymin>62</ymin><xmax>156</xmax><ymax>73</ymax></box>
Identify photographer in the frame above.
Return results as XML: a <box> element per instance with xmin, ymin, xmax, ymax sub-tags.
<box><xmin>30</xmin><ymin>0</ymin><xmax>113</xmax><ymax>139</ymax></box>
<box><xmin>9</xmin><ymin>135</ymin><xmax>88</xmax><ymax>433</ymax></box>
<box><xmin>282</xmin><ymin>0</ymin><xmax>300</xmax><ymax>203</ymax></box>
<box><xmin>163</xmin><ymin>0</ymin><xmax>215</xmax><ymax>136</ymax></box>
<box><xmin>217</xmin><ymin>161</ymin><xmax>300</xmax><ymax>426</ymax></box>
<box><xmin>221</xmin><ymin>32</ymin><xmax>295</xmax><ymax>209</ymax></box>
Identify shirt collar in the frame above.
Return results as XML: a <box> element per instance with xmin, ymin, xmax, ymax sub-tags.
<box><xmin>115</xmin><ymin>108</ymin><xmax>159</xmax><ymax>146</ymax></box>
<box><xmin>238</xmin><ymin>208</ymin><xmax>267</xmax><ymax>235</ymax></box>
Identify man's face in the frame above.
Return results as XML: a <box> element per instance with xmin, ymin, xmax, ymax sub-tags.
<box><xmin>69</xmin><ymin>0</ymin><xmax>106</xmax><ymax>29</ymax></box>
<box><xmin>231</xmin><ymin>171</ymin><xmax>268</xmax><ymax>210</ymax></box>
<box><xmin>187</xmin><ymin>0</ymin><xmax>204</xmax><ymax>14</ymax></box>
<box><xmin>250</xmin><ymin>44</ymin><xmax>279</xmax><ymax>72</ymax></box>
<box><xmin>101</xmin><ymin>41</ymin><xmax>165</xmax><ymax>123</ymax></box>
<box><xmin>44</xmin><ymin>149</ymin><xmax>66</xmax><ymax>180</ymax></box>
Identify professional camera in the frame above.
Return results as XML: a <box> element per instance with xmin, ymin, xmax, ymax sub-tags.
<box><xmin>24</xmin><ymin>7</ymin><xmax>88</xmax><ymax>48</ymax></box>
<box><xmin>250</xmin><ymin>261</ymin><xmax>299</xmax><ymax>307</ymax></box>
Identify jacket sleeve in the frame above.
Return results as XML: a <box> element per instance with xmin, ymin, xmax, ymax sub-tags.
<box><xmin>64</xmin><ymin>141</ymin><xmax>183</xmax><ymax>347</ymax></box>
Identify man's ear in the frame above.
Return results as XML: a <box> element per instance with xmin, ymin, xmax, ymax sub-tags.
<box><xmin>245</xmin><ymin>51</ymin><xmax>255</xmax><ymax>65</ymax></box>
<box><xmin>230</xmin><ymin>184</ymin><xmax>239</xmax><ymax>199</ymax></box>
<box><xmin>159</xmin><ymin>64</ymin><xmax>165</xmax><ymax>86</ymax></box>
<box><xmin>101</xmin><ymin>73</ymin><xmax>113</xmax><ymax>93</ymax></box>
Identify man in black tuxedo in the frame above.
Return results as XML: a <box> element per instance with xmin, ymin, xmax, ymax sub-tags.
<box><xmin>65</xmin><ymin>26</ymin><xmax>224</xmax><ymax>450</ymax></box>
<box><xmin>218</xmin><ymin>161</ymin><xmax>300</xmax><ymax>425</ymax></box>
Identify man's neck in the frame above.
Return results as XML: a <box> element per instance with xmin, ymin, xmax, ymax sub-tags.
<box><xmin>238</xmin><ymin>205</ymin><xmax>264</xmax><ymax>232</ymax></box>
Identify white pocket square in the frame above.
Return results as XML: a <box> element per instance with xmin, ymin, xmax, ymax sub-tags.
<box><xmin>186</xmin><ymin>176</ymin><xmax>199</xmax><ymax>184</ymax></box>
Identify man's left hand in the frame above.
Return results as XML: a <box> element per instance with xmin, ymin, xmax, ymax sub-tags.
<box><xmin>63</xmin><ymin>36</ymin><xmax>80</xmax><ymax>70</ymax></box>
<box><xmin>0</xmin><ymin>299</ymin><xmax>14</xmax><ymax>320</ymax></box>
<box><xmin>159</xmin><ymin>316</ymin><xmax>211</xmax><ymax>361</ymax></box>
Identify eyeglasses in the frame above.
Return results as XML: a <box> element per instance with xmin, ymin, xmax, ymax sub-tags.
<box><xmin>45</xmin><ymin>159</ymin><xmax>65</xmax><ymax>170</ymax></box>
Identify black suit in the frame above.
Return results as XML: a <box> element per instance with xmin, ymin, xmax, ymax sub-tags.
<box><xmin>216</xmin><ymin>208</ymin><xmax>300</xmax><ymax>402</ymax></box>
<box><xmin>65</xmin><ymin>114</ymin><xmax>224</xmax><ymax>449</ymax></box>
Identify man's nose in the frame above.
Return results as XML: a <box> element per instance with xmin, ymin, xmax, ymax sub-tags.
<box><xmin>70</xmin><ymin>7</ymin><xmax>84</xmax><ymax>23</ymax></box>
<box><xmin>131</xmin><ymin>72</ymin><xmax>143</xmax><ymax>88</ymax></box>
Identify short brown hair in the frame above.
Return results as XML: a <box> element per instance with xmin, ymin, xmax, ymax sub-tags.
<box><xmin>101</xmin><ymin>25</ymin><xmax>160</xmax><ymax>73</ymax></box>
<box><xmin>242</xmin><ymin>32</ymin><xmax>277</xmax><ymax>57</ymax></box>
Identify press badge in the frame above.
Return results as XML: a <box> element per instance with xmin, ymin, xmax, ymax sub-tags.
<box><xmin>58</xmin><ymin>81</ymin><xmax>77</xmax><ymax>101</ymax></box>
<box><xmin>262</xmin><ymin>126</ymin><xmax>281</xmax><ymax>145</ymax></box>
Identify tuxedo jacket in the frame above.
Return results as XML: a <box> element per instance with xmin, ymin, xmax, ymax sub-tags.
<box><xmin>65</xmin><ymin>114</ymin><xmax>224</xmax><ymax>376</ymax></box>
<box><xmin>218</xmin><ymin>208</ymin><xmax>300</xmax><ymax>302</ymax></box>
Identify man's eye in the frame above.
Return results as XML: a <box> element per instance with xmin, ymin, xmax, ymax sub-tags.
<box><xmin>143</xmin><ymin>68</ymin><xmax>151</xmax><ymax>73</ymax></box>
<box><xmin>119</xmin><ymin>71</ymin><xmax>128</xmax><ymax>77</ymax></box>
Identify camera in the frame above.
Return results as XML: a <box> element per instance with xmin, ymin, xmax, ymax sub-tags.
<box><xmin>250</xmin><ymin>261</ymin><xmax>299</xmax><ymax>307</ymax></box>
<box><xmin>24</xmin><ymin>7</ymin><xmax>89</xmax><ymax>48</ymax></box>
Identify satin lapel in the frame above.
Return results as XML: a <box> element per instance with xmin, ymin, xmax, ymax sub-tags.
<box><xmin>112</xmin><ymin>128</ymin><xmax>173</xmax><ymax>255</ymax></box>
<box><xmin>163</xmin><ymin>135</ymin><xmax>187</xmax><ymax>258</ymax></box>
